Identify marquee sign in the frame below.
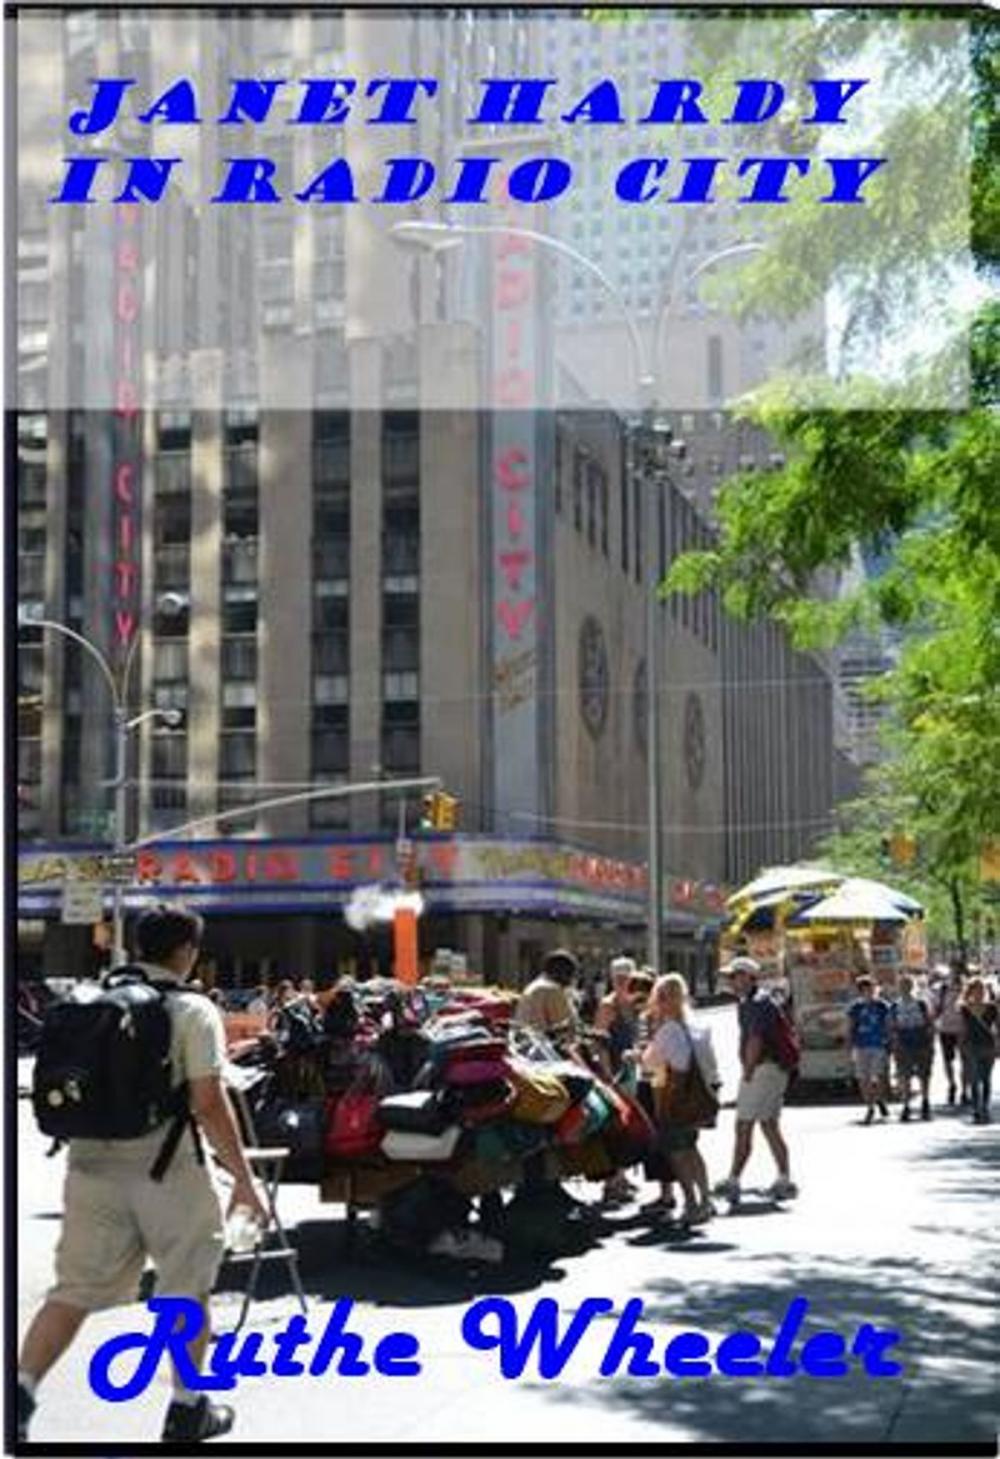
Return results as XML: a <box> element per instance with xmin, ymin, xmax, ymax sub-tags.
<box><xmin>18</xmin><ymin>837</ymin><xmax>729</xmax><ymax>923</ymax></box>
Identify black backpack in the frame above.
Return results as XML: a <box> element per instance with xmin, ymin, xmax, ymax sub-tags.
<box><xmin>32</xmin><ymin>966</ymin><xmax>202</xmax><ymax>1180</ymax></box>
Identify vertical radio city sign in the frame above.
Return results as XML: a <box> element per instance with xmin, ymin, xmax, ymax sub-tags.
<box><xmin>488</xmin><ymin>163</ymin><xmax>545</xmax><ymax>834</ymax></box>
<box><xmin>112</xmin><ymin>202</ymin><xmax>142</xmax><ymax>660</ymax></box>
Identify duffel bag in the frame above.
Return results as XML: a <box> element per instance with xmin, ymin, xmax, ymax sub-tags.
<box><xmin>324</xmin><ymin>1090</ymin><xmax>383</xmax><ymax>1160</ymax></box>
<box><xmin>474</xmin><ymin>1119</ymin><xmax>548</xmax><ymax>1164</ymax></box>
<box><xmin>553</xmin><ymin>1101</ymin><xmax>588</xmax><ymax>1146</ymax></box>
<box><xmin>378</xmin><ymin>1090</ymin><xmax>448</xmax><ymax>1135</ymax></box>
<box><xmin>508</xmin><ymin>1064</ymin><xmax>571</xmax><ymax>1125</ymax></box>
<box><xmin>528</xmin><ymin>1059</ymin><xmax>594</xmax><ymax>1105</ymax></box>
<box><xmin>381</xmin><ymin>1126</ymin><xmax>462</xmax><ymax>1163</ymax></box>
<box><xmin>454</xmin><ymin>1078</ymin><xmax>517</xmax><ymax>1126</ymax></box>
<box><xmin>256</xmin><ymin>1097</ymin><xmax>326</xmax><ymax>1156</ymax></box>
<box><xmin>442</xmin><ymin>1057</ymin><xmax>511</xmax><ymax>1088</ymax></box>
<box><xmin>556</xmin><ymin>1135</ymin><xmax>617</xmax><ymax>1181</ymax></box>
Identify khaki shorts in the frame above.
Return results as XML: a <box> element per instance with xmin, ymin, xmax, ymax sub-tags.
<box><xmin>50</xmin><ymin>1135</ymin><xmax>225</xmax><ymax>1312</ymax></box>
<box><xmin>736</xmin><ymin>1062</ymin><xmax>789</xmax><ymax>1123</ymax></box>
<box><xmin>853</xmin><ymin>1046</ymin><xmax>888</xmax><ymax>1085</ymax></box>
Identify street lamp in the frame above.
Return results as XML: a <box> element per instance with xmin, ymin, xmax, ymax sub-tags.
<box><xmin>389</xmin><ymin>219</ymin><xmax>762</xmax><ymax>971</ymax></box>
<box><xmin>17</xmin><ymin>595</ymin><xmax>187</xmax><ymax>965</ymax></box>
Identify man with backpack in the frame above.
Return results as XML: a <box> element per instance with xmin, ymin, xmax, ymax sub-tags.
<box><xmin>18</xmin><ymin>904</ymin><xmax>267</xmax><ymax>1444</ymax></box>
<box><xmin>714</xmin><ymin>957</ymin><xmax>800</xmax><ymax>1207</ymax></box>
<box><xmin>889</xmin><ymin>972</ymin><xmax>935</xmax><ymax>1122</ymax></box>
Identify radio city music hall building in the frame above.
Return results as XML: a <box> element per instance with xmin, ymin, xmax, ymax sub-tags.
<box><xmin>15</xmin><ymin>9</ymin><xmax>854</xmax><ymax>989</ymax></box>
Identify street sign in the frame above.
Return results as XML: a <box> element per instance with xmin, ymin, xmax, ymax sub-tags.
<box><xmin>62</xmin><ymin>880</ymin><xmax>105</xmax><ymax>924</ymax></box>
<box><xmin>99</xmin><ymin>853</ymin><xmax>138</xmax><ymax>884</ymax></box>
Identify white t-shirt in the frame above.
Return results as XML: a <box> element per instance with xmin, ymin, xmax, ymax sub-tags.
<box><xmin>643</xmin><ymin>1018</ymin><xmax>720</xmax><ymax>1088</ymax></box>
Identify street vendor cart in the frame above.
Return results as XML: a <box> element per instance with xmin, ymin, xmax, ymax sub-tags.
<box><xmin>722</xmin><ymin>868</ymin><xmax>927</xmax><ymax>1092</ymax></box>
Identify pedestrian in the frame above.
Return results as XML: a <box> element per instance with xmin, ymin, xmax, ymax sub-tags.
<box><xmin>515</xmin><ymin>948</ymin><xmax>580</xmax><ymax>1051</ymax></box>
<box><xmin>246</xmin><ymin>983</ymin><xmax>270</xmax><ymax>1017</ymax></box>
<box><xmin>594</xmin><ymin>956</ymin><xmax>641</xmax><ymax>1206</ymax></box>
<box><xmin>847</xmin><ymin>974</ymin><xmax>892</xmax><ymax>1124</ymax></box>
<box><xmin>640</xmin><ymin>973</ymin><xmax>720</xmax><ymax>1226</ymax></box>
<box><xmin>713</xmin><ymin>957</ymin><xmax>799</xmax><ymax>1206</ymax></box>
<box><xmin>933</xmin><ymin>966</ymin><xmax>971</xmax><ymax>1105</ymax></box>
<box><xmin>17</xmin><ymin>904</ymin><xmax>268</xmax><ymax>1444</ymax></box>
<box><xmin>631</xmin><ymin>969</ymin><xmax>676</xmax><ymax>1215</ymax></box>
<box><xmin>889</xmin><ymin>972</ymin><xmax>935</xmax><ymax>1121</ymax></box>
<box><xmin>958</xmin><ymin>977</ymin><xmax>997</xmax><ymax>1124</ymax></box>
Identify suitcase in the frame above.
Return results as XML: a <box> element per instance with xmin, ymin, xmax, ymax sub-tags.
<box><xmin>378</xmin><ymin>1090</ymin><xmax>449</xmax><ymax>1135</ymax></box>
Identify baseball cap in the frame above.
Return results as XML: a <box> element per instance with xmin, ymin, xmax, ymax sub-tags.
<box><xmin>720</xmin><ymin>956</ymin><xmax>761</xmax><ymax>979</ymax></box>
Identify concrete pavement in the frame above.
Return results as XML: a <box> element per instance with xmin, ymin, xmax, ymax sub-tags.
<box><xmin>14</xmin><ymin>1012</ymin><xmax>999</xmax><ymax>1449</ymax></box>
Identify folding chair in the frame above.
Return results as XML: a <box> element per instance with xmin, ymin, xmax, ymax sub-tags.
<box><xmin>223</xmin><ymin>1067</ymin><xmax>309</xmax><ymax>1334</ymax></box>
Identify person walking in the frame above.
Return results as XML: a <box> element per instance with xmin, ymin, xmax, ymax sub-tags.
<box><xmin>640</xmin><ymin>974</ymin><xmax>720</xmax><ymax>1226</ymax></box>
<box><xmin>847</xmin><ymin>975</ymin><xmax>892</xmax><ymax>1124</ymax></box>
<box><xmin>958</xmin><ymin>976</ymin><xmax>997</xmax><ymax>1123</ymax></box>
<box><xmin>17</xmin><ymin>904</ymin><xmax>268</xmax><ymax>1444</ymax></box>
<box><xmin>515</xmin><ymin>948</ymin><xmax>580</xmax><ymax>1051</ymax></box>
<box><xmin>713</xmin><ymin>957</ymin><xmax>798</xmax><ymax>1207</ymax></box>
<box><xmin>934</xmin><ymin>966</ymin><xmax>971</xmax><ymax>1105</ymax></box>
<box><xmin>594</xmin><ymin>956</ymin><xmax>641</xmax><ymax>1206</ymax></box>
<box><xmin>889</xmin><ymin>972</ymin><xmax>935</xmax><ymax>1121</ymax></box>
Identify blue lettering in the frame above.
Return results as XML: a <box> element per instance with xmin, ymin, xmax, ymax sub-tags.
<box><xmin>725</xmin><ymin>80</ymin><xmax>784</xmax><ymax>125</ymax></box>
<box><xmin>737</xmin><ymin>157</ymin><xmax>810</xmax><ymax>203</ymax></box>
<box><xmin>68</xmin><ymin>78</ymin><xmax>134</xmax><ymax>136</ymax></box>
<box><xmin>136</xmin><ymin>80</ymin><xmax>199</xmax><ymax>126</ymax></box>
<box><xmin>803</xmin><ymin>79</ymin><xmax>869</xmax><ymax>125</ymax></box>
<box><xmin>820</xmin><ymin>158</ymin><xmax>885</xmax><ymax>204</ymax></box>
<box><xmin>616</xmin><ymin>158</ymin><xmax>667</xmax><ymax>203</ymax></box>
<box><xmin>212</xmin><ymin>158</ymin><xmax>281</xmax><ymax>204</ymax></box>
<box><xmin>663</xmin><ymin>1332</ymin><xmax>712</xmax><ymax>1377</ymax></box>
<box><xmin>293</xmin><ymin>79</ymin><xmax>356</xmax><ymax>125</ymax></box>
<box><xmin>112</xmin><ymin>158</ymin><xmax>181</xmax><ymax>204</ymax></box>
<box><xmin>308</xmin><ymin>1299</ymin><xmax>370</xmax><ymax>1376</ymax></box>
<box><xmin>294</xmin><ymin>158</ymin><xmax>357</xmax><ymax>204</ymax></box>
<box><xmin>218</xmin><ymin>79</ymin><xmax>285</xmax><ymax>126</ymax></box>
<box><xmin>765</xmin><ymin>1297</ymin><xmax>809</xmax><ymax>1376</ymax></box>
<box><xmin>461</xmin><ymin>1296</ymin><xmax>612</xmax><ymax>1380</ymax></box>
<box><xmin>598</xmin><ymin>1298</ymin><xmax>660</xmax><ymax>1377</ymax></box>
<box><xmin>50</xmin><ymin>157</ymin><xmax>105</xmax><ymax>204</ymax></box>
<box><xmin>799</xmin><ymin>1332</ymin><xmax>849</xmax><ymax>1378</ymax></box>
<box><xmin>716</xmin><ymin>1332</ymin><xmax>764</xmax><ymax>1376</ymax></box>
<box><xmin>561</xmin><ymin>80</ymin><xmax>624</xmax><ymax>125</ymax></box>
<box><xmin>671</xmin><ymin>157</ymin><xmax>724</xmax><ymax>204</ymax></box>
<box><xmin>507</xmin><ymin>157</ymin><xmax>572</xmax><ymax>204</ymax></box>
<box><xmin>374</xmin><ymin>1333</ymin><xmax>422</xmax><ymax>1376</ymax></box>
<box><xmin>442</xmin><ymin>156</ymin><xmax>499</xmax><ymax>205</ymax></box>
<box><xmin>852</xmin><ymin>1324</ymin><xmax>903</xmax><ymax>1377</ymax></box>
<box><xmin>373</xmin><ymin>157</ymin><xmax>435</xmax><ymax>204</ymax></box>
<box><xmin>272</xmin><ymin>1316</ymin><xmax>313</xmax><ymax>1377</ymax></box>
<box><xmin>209</xmin><ymin>1330</ymin><xmax>268</xmax><ymax>1384</ymax></box>
<box><xmin>89</xmin><ymin>1297</ymin><xmax>225</xmax><ymax>1403</ymax></box>
<box><xmin>366</xmin><ymin>78</ymin><xmax>438</xmax><ymax>124</ymax></box>
<box><xmin>638</xmin><ymin>81</ymin><xmax>707</xmax><ymax>125</ymax></box>
<box><xmin>469</xmin><ymin>79</ymin><xmax>555</xmax><ymax>126</ymax></box>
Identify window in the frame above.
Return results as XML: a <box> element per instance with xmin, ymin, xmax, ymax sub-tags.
<box><xmin>222</xmin><ymin>587</ymin><xmax>257</xmax><ymax>635</ymax></box>
<box><xmin>384</xmin><ymin>671</ymin><xmax>419</xmax><ymax>701</ymax></box>
<box><xmin>315</xmin><ymin>675</ymin><xmax>349</xmax><ymax>705</ymax></box>
<box><xmin>572</xmin><ymin>448</ymin><xmax>585</xmax><ymax>532</ymax></box>
<box><xmin>312</xmin><ymin>728</ymin><xmax>349</xmax><ymax>774</ymax></box>
<box><xmin>586</xmin><ymin>460</ymin><xmax>597</xmax><ymax>547</ymax></box>
<box><xmin>158</xmin><ymin>411</ymin><xmax>191</xmax><ymax>452</ymax></box>
<box><xmin>219</xmin><ymin>733</ymin><xmax>256</xmax><ymax>777</ymax></box>
<box><xmin>153</xmin><ymin>681</ymin><xmax>188</xmax><ymax>713</ymax></box>
<box><xmin>152</xmin><ymin>733</ymin><xmax>187</xmax><ymax>780</ymax></box>
<box><xmin>313</xmin><ymin>633</ymin><xmax>348</xmax><ymax>675</ymax></box>
<box><xmin>221</xmin><ymin>637</ymin><xmax>257</xmax><ymax>680</ymax></box>
<box><xmin>315</xmin><ymin>592</ymin><xmax>349</xmax><ymax>631</ymax></box>
<box><xmin>222</xmin><ymin>681</ymin><xmax>257</xmax><ymax>730</ymax></box>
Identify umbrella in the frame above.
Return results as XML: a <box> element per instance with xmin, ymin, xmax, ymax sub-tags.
<box><xmin>727</xmin><ymin>865</ymin><xmax>843</xmax><ymax>911</ymax></box>
<box><xmin>789</xmin><ymin>879</ymin><xmax>919</xmax><ymax>925</ymax></box>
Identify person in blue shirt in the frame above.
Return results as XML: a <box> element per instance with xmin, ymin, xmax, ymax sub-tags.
<box><xmin>847</xmin><ymin>975</ymin><xmax>892</xmax><ymax>1124</ymax></box>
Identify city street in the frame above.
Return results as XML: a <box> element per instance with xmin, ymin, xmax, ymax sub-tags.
<box><xmin>16</xmin><ymin>1007</ymin><xmax>998</xmax><ymax>1449</ymax></box>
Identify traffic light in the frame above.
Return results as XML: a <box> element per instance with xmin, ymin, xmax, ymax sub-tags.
<box><xmin>419</xmin><ymin>790</ymin><xmax>461</xmax><ymax>831</ymax></box>
<box><xmin>887</xmin><ymin>833</ymin><xmax>917</xmax><ymax>867</ymax></box>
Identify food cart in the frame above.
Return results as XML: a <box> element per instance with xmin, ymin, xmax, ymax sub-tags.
<box><xmin>722</xmin><ymin>868</ymin><xmax>927</xmax><ymax>1091</ymax></box>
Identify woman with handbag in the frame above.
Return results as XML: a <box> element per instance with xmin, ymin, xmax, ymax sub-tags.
<box><xmin>640</xmin><ymin>974</ymin><xmax>721</xmax><ymax>1227</ymax></box>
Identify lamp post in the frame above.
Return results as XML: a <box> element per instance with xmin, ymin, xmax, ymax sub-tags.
<box><xmin>390</xmin><ymin>219</ymin><xmax>761</xmax><ymax>972</ymax></box>
<box><xmin>17</xmin><ymin>595</ymin><xmax>186</xmax><ymax>965</ymax></box>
